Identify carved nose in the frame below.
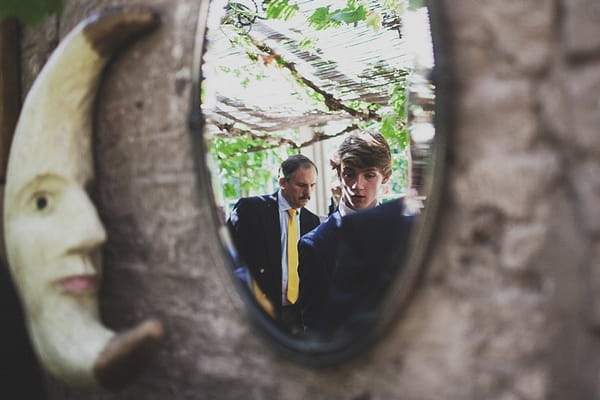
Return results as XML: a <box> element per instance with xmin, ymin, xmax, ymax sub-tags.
<box><xmin>63</xmin><ymin>186</ymin><xmax>107</xmax><ymax>254</ymax></box>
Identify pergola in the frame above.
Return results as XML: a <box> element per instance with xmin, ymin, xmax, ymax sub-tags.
<box><xmin>201</xmin><ymin>0</ymin><xmax>435</xmax><ymax>213</ymax></box>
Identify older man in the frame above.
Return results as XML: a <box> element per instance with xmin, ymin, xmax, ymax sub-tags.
<box><xmin>227</xmin><ymin>154</ymin><xmax>321</xmax><ymax>333</ymax></box>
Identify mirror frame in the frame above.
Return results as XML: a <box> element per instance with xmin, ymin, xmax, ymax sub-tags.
<box><xmin>187</xmin><ymin>0</ymin><xmax>451</xmax><ymax>366</ymax></box>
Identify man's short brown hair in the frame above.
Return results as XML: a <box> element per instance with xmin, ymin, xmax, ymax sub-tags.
<box><xmin>330</xmin><ymin>130</ymin><xmax>392</xmax><ymax>178</ymax></box>
<box><xmin>280</xmin><ymin>154</ymin><xmax>318</xmax><ymax>181</ymax></box>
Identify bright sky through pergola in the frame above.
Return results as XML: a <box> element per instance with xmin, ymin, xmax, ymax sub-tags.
<box><xmin>202</xmin><ymin>0</ymin><xmax>433</xmax><ymax>139</ymax></box>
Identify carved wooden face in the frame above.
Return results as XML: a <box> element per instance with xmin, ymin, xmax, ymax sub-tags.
<box><xmin>2</xmin><ymin>7</ymin><xmax>162</xmax><ymax>389</ymax></box>
<box><xmin>3</xmin><ymin>173</ymin><xmax>113</xmax><ymax>386</ymax></box>
<box><xmin>6</xmin><ymin>173</ymin><xmax>106</xmax><ymax>315</ymax></box>
<box><xmin>0</xmin><ymin>12</ymin><xmax>116</xmax><ymax>385</ymax></box>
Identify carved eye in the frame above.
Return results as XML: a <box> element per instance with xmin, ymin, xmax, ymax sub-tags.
<box><xmin>36</xmin><ymin>195</ymin><xmax>48</xmax><ymax>210</ymax></box>
<box><xmin>30</xmin><ymin>191</ymin><xmax>53</xmax><ymax>213</ymax></box>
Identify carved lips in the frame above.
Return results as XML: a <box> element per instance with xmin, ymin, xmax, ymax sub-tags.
<box><xmin>59</xmin><ymin>274</ymin><xmax>98</xmax><ymax>293</ymax></box>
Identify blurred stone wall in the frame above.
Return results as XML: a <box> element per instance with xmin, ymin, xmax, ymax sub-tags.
<box><xmin>15</xmin><ymin>0</ymin><xmax>600</xmax><ymax>398</ymax></box>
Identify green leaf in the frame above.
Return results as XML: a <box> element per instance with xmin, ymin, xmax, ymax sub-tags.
<box><xmin>297</xmin><ymin>37</ymin><xmax>318</xmax><ymax>51</ymax></box>
<box><xmin>382</xmin><ymin>0</ymin><xmax>406</xmax><ymax>15</ymax></box>
<box><xmin>266</xmin><ymin>0</ymin><xmax>299</xmax><ymax>21</ymax></box>
<box><xmin>380</xmin><ymin>113</ymin><xmax>399</xmax><ymax>139</ymax></box>
<box><xmin>307</xmin><ymin>6</ymin><xmax>335</xmax><ymax>30</ymax></box>
<box><xmin>365</xmin><ymin>11</ymin><xmax>382</xmax><ymax>32</ymax></box>
<box><xmin>408</xmin><ymin>0</ymin><xmax>425</xmax><ymax>11</ymax></box>
<box><xmin>0</xmin><ymin>0</ymin><xmax>63</xmax><ymax>26</ymax></box>
<box><xmin>330</xmin><ymin>5</ymin><xmax>366</xmax><ymax>25</ymax></box>
<box><xmin>307</xmin><ymin>0</ymin><xmax>369</xmax><ymax>30</ymax></box>
<box><xmin>223</xmin><ymin>183</ymin><xmax>237</xmax><ymax>198</ymax></box>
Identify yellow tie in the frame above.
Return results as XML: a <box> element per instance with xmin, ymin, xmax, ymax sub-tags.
<box><xmin>286</xmin><ymin>208</ymin><xmax>299</xmax><ymax>303</ymax></box>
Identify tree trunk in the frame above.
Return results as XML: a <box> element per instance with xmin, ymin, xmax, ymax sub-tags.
<box><xmin>11</xmin><ymin>0</ymin><xmax>600</xmax><ymax>398</ymax></box>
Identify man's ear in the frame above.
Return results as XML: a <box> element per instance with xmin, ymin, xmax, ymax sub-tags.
<box><xmin>382</xmin><ymin>175</ymin><xmax>391</xmax><ymax>185</ymax></box>
<box><xmin>278</xmin><ymin>176</ymin><xmax>286</xmax><ymax>188</ymax></box>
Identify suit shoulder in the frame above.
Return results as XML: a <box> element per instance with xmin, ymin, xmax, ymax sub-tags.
<box><xmin>301</xmin><ymin>208</ymin><xmax>320</xmax><ymax>224</ymax></box>
<box><xmin>341</xmin><ymin>200</ymin><xmax>414</xmax><ymax>243</ymax></box>
<box><xmin>301</xmin><ymin>207</ymin><xmax>318</xmax><ymax>218</ymax></box>
<box><xmin>346</xmin><ymin>199</ymin><xmax>411</xmax><ymax>225</ymax></box>
<box><xmin>229</xmin><ymin>194</ymin><xmax>276</xmax><ymax>226</ymax></box>
<box><xmin>234</xmin><ymin>194</ymin><xmax>276</xmax><ymax>209</ymax></box>
<box><xmin>300</xmin><ymin>212</ymin><xmax>341</xmax><ymax>244</ymax></box>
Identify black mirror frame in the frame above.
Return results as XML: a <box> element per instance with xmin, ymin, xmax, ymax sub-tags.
<box><xmin>187</xmin><ymin>0</ymin><xmax>452</xmax><ymax>367</ymax></box>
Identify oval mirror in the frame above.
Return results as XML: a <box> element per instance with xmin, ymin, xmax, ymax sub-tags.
<box><xmin>189</xmin><ymin>0</ymin><xmax>445</xmax><ymax>365</ymax></box>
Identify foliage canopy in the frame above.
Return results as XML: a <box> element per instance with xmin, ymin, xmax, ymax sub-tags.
<box><xmin>0</xmin><ymin>0</ymin><xmax>63</xmax><ymax>26</ymax></box>
<box><xmin>204</xmin><ymin>0</ymin><xmax>426</xmax><ymax>209</ymax></box>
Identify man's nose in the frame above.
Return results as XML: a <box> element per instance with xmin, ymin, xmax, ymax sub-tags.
<box><xmin>353</xmin><ymin>176</ymin><xmax>365</xmax><ymax>190</ymax></box>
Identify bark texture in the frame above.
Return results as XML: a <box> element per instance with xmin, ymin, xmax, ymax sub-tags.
<box><xmin>14</xmin><ymin>0</ymin><xmax>600</xmax><ymax>398</ymax></box>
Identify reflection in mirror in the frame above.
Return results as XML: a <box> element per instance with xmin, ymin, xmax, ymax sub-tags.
<box><xmin>195</xmin><ymin>0</ymin><xmax>438</xmax><ymax>362</ymax></box>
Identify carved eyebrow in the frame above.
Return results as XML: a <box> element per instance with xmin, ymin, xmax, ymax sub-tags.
<box><xmin>14</xmin><ymin>173</ymin><xmax>69</xmax><ymax>206</ymax></box>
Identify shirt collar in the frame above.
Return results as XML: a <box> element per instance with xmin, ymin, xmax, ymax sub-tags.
<box><xmin>278</xmin><ymin>191</ymin><xmax>299</xmax><ymax>213</ymax></box>
<box><xmin>338</xmin><ymin>200</ymin><xmax>355</xmax><ymax>217</ymax></box>
<box><xmin>338</xmin><ymin>199</ymin><xmax>381</xmax><ymax>217</ymax></box>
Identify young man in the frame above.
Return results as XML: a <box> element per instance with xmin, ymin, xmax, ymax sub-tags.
<box><xmin>298</xmin><ymin>130</ymin><xmax>392</xmax><ymax>331</ymax></box>
<box><xmin>227</xmin><ymin>154</ymin><xmax>320</xmax><ymax>333</ymax></box>
<box><xmin>317</xmin><ymin>197</ymin><xmax>416</xmax><ymax>335</ymax></box>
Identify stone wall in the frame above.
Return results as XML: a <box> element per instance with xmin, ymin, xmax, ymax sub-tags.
<box><xmin>16</xmin><ymin>0</ymin><xmax>600</xmax><ymax>398</ymax></box>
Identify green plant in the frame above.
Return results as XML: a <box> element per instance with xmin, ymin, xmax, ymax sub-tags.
<box><xmin>208</xmin><ymin>0</ymin><xmax>425</xmax><ymax>205</ymax></box>
<box><xmin>0</xmin><ymin>0</ymin><xmax>63</xmax><ymax>26</ymax></box>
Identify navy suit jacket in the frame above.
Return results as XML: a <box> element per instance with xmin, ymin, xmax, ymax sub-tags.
<box><xmin>297</xmin><ymin>210</ymin><xmax>342</xmax><ymax>330</ymax></box>
<box><xmin>227</xmin><ymin>192</ymin><xmax>320</xmax><ymax>317</ymax></box>
<box><xmin>299</xmin><ymin>199</ymin><xmax>415</xmax><ymax>333</ymax></box>
<box><xmin>317</xmin><ymin>198</ymin><xmax>415</xmax><ymax>334</ymax></box>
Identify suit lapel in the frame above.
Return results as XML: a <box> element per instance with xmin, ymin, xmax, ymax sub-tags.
<box><xmin>263</xmin><ymin>193</ymin><xmax>281</xmax><ymax>268</ymax></box>
<box><xmin>299</xmin><ymin>209</ymin><xmax>314</xmax><ymax>235</ymax></box>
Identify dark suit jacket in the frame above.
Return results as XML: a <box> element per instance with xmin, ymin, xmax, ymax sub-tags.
<box><xmin>297</xmin><ymin>210</ymin><xmax>342</xmax><ymax>331</ymax></box>
<box><xmin>227</xmin><ymin>192</ymin><xmax>320</xmax><ymax>317</ymax></box>
<box><xmin>317</xmin><ymin>198</ymin><xmax>415</xmax><ymax>334</ymax></box>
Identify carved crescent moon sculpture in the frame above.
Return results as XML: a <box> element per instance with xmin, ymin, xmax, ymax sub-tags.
<box><xmin>4</xmin><ymin>7</ymin><xmax>162</xmax><ymax>389</ymax></box>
